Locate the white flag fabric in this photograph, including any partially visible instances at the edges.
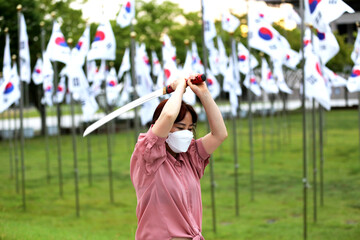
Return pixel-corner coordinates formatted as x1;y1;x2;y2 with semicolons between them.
162;34;177;66
260;58;279;94
94;59;106;83
351;28;360;64
46;20;70;64
151;50;161;77
304;53;331;110
2;34;11;84
118;72;132;106
74;26;90;66
283;48;301;70
135;43;155;97
32;57;43;85
217;37;228;75
0;64;21;113
237;42;258;74
221;12;240;33
202;0;217;44
116;0;135;28
322;66;347;88
41;52;54;106
244;73;262;97
80;90;99;122
273;64;293;94
86;60;97;82
191;41;204;73
303;27;314;58
304;0;354;33
106;67;122;105
208;45;220;75
54;75;66;104
282;4;301;26
206;69;220;99
19;14;31;83
313;28;339;64
223;57;241;116
248;13;284;61
347;65;360;93
118;48;131;79
87;20;116;61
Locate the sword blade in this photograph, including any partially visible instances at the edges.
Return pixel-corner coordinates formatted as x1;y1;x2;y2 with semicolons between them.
83;88;163;137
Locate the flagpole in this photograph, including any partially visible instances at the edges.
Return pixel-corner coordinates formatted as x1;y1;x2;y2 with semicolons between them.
17;4;26;211
104;61;114;204
40;21;51;184
11;101;20;193
7;107;14;179
230;33;239;216
7;108;14;179
201;0;216;233
246;1;255;202
84;47;93;187
130;29;140;143
300;0;308;238
319;105;324;206
50;12;64;198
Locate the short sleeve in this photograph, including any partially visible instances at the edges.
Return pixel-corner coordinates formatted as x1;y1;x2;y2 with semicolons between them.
187;138;210;179
133;127;167;175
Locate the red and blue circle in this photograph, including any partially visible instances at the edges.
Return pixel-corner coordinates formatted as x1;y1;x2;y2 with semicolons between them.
351;69;360;77
238;55;246;62
108;80;116;87
258;27;273;41
309;0;321;14
125;1;132;13
4;82;14;94
317;31;325;41
55;37;68;47
94;31;105;42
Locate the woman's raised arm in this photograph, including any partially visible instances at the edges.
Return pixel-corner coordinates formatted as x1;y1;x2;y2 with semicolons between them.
187;79;228;155
151;78;187;138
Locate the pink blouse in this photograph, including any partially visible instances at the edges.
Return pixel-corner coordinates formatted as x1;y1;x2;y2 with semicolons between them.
130;127;210;240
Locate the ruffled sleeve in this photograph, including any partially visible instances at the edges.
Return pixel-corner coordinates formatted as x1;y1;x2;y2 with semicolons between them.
187;138;210;179
133;127;167;175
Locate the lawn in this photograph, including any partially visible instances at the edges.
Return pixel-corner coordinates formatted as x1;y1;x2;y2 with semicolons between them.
0;108;359;240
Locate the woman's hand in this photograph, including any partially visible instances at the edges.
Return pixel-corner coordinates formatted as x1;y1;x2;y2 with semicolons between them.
187;74;209;97
170;77;187;92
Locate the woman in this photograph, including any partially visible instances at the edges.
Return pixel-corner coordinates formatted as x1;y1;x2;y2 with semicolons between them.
130;75;228;240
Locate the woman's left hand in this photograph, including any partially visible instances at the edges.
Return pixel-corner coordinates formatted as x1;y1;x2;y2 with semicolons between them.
187;75;209;97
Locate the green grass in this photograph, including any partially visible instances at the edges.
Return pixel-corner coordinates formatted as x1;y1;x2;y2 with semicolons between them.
0;109;359;240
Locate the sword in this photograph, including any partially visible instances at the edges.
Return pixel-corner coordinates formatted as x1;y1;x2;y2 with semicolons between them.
83;74;206;137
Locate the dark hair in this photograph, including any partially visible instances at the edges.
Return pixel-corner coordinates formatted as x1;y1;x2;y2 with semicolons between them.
151;99;198;126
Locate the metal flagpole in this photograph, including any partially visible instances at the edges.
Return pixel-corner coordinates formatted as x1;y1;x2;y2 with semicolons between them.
67;38;80;216
246;1;255;202
201;0;216;232
12;55;20;194
262;93;266;163
230;33;239;216
17;4;27;211
130;28;140;143
299;0;308;238
311;99;317;222
84;54;93;187
7;108;14;179
40;21;51;184
50;13;64;197
103;60;114;204
319;105;324;207
70;92;80;217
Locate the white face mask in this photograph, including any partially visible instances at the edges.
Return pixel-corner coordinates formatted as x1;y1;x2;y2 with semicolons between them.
166;130;194;153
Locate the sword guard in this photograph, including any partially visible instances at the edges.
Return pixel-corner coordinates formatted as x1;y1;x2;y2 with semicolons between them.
165;73;206;94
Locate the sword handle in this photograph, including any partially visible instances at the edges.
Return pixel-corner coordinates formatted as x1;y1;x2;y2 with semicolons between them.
163;74;206;94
